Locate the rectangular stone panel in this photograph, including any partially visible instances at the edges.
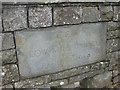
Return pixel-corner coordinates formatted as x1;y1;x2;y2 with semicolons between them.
15;23;106;79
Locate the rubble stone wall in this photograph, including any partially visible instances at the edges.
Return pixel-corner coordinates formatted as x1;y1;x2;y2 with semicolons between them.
0;2;120;89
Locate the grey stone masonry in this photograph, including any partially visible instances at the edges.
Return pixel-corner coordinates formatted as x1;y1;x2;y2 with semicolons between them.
0;49;17;65
82;7;100;22
54;6;82;25
69;68;108;83
29;6;52;28
107;39;120;53
2;64;19;85
15;23;106;79
1;33;15;50
0;3;120;89
80;71;112;88
99;6;113;21
114;6;120;21
3;6;27;31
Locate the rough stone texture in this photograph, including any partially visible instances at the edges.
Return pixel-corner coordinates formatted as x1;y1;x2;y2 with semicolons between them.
80;71;112;88
1;33;15;50
99;6;113;21
51;65;90;81
48;79;68;87
107;30;120;39
0;84;13;90
114;6;120;21
107;22;120;31
0;34;2;51
0;16;2;33
15;75;51;88
51;61;109;81
15;23;106;79
54;7;82;25
0;49;17;65
113;75;120;84
113;70;119;77
107;39;120;53
29;6;52;28
107;51;119;69
61;82;80;88
69;68;108;83
1;0;120;2
3;6;27;31
82;7;100;22
2;64;19;85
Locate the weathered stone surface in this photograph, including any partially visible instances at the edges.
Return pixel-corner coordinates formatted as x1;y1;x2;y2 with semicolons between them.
0;16;2;33
80;71;112;88
51;65;90;81
107;30;120;39
15;75;51;88
54;7;82;25
61;82;80;88
15;23;106;79
114;6;120;21
99;6;113;21
107;51;119;68
107;22;120;31
1;0;120;3
69;68;107;83
48;79;68;87
107;39;120;53
0;34;2;51
1;84;13;90
82;7;100;22
3;6;27;31
0;2;2;32
29;6;52;28
1;33;15;50
113;75;120;84
113;70;119;77
51;61;109;81
2;64;19;85
0;49;17;65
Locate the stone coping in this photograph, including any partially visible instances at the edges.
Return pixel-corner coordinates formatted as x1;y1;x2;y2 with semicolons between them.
0;0;120;3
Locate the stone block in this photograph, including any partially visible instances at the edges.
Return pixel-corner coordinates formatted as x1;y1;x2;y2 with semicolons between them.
54;6;82;25
107;30;120;39
15;75;51;88
107;39;120;53
1;33;15;50
48;79;68;87
99;6;113;21
107;22;120;31
0;49;17;65
3;6;27;31
113;75;120;84
2;64;19;85
114;6;120;21
15;23;106;79
80;71;112;88
69;68;107;83
82;7;100;22
29;6;52;28
1;84;13;90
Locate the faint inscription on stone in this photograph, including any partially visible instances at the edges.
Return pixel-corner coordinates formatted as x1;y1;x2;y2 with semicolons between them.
15;23;106;79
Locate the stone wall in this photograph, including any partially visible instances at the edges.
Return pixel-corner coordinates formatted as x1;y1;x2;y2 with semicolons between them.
0;2;120;89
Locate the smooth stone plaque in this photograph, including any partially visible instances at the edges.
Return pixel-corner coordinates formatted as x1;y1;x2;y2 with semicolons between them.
15;23;106;78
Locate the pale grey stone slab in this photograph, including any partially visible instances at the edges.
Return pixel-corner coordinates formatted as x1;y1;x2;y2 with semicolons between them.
15;23;106;79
